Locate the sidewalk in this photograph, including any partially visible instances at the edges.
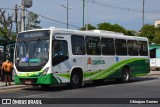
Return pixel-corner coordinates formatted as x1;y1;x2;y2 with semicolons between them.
0;71;160;90
0;82;27;90
147;70;160;76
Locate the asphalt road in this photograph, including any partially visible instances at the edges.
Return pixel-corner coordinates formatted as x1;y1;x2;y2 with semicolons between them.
0;75;160;107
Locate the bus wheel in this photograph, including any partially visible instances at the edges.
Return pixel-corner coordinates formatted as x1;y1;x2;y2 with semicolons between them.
121;67;130;83
70;72;82;89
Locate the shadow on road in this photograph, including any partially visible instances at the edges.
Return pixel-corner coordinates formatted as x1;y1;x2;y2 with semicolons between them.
20;76;159;92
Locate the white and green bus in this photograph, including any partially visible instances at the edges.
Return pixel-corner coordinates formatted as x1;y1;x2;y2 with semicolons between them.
14;27;150;88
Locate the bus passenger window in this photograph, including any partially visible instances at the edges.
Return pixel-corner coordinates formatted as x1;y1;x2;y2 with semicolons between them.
139;41;148;56
115;39;127;55
85;37;101;55
128;40;139;56
101;38;115;55
52;40;69;66
71;35;85;55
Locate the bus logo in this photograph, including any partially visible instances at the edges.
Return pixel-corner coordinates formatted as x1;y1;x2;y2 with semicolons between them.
87;57;105;65
87;57;92;64
87;57;92;65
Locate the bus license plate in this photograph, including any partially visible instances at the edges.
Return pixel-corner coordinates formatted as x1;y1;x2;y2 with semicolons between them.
25;81;32;84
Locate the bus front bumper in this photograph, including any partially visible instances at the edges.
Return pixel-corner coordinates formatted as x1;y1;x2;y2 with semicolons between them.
14;74;59;85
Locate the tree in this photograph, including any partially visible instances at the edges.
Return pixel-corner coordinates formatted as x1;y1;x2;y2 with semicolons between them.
97;22;127;34
152;27;160;44
111;24;126;34
26;11;41;30
139;24;156;43
97;22;112;31
80;24;96;31
125;30;137;36
0;9;15;40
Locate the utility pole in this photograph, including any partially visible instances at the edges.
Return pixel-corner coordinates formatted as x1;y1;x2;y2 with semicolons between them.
61;0;71;29
142;0;145;27
83;0;85;28
67;0;69;29
86;0;88;31
15;4;18;34
21;0;32;31
21;1;25;31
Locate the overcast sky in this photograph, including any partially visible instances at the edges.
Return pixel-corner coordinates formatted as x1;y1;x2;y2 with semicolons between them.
1;0;160;31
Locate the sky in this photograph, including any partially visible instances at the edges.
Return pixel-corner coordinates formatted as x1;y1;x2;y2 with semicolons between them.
0;0;160;31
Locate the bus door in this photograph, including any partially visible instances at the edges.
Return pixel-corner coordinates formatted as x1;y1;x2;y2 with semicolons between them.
52;35;69;73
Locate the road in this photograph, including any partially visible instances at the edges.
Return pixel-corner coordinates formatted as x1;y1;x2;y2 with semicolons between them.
0;75;160;107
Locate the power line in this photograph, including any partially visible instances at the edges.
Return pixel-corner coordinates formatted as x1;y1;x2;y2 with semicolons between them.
79;0;160;13
0;8;15;10
26;10;81;29
0;7;81;29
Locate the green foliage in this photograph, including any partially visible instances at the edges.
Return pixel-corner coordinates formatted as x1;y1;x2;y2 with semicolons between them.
26;11;41;30
111;24;126;34
97;22;112;31
97;22;129;35
139;24;155;42
139;24;160;44
80;24;96;31
152;27;160;44
0;9;15;40
125;30;136;36
80;22;137;36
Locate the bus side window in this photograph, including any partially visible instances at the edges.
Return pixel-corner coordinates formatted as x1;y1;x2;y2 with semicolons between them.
128;40;139;56
85;37;101;55
101;38;115;55
139;41;148;56
115;39;127;55
71;35;86;55
52;40;69;66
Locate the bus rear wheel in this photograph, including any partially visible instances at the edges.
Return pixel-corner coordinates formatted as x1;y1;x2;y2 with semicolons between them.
121;67;130;83
70;72;82;89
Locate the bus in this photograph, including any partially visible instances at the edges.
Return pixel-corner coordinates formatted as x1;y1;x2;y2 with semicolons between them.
14;27;150;88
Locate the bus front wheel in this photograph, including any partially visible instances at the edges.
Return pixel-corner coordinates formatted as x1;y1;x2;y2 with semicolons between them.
70;72;82;89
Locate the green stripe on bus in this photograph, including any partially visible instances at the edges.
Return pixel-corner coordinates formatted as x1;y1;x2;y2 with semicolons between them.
55;58;149;81
84;58;149;80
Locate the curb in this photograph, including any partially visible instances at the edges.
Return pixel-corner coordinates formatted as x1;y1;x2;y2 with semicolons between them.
148;71;160;76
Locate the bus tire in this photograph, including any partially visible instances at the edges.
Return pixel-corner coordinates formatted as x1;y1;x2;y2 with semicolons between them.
70;71;82;89
121;67;130;83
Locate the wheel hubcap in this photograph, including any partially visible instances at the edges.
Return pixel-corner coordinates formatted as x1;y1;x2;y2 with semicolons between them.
124;72;129;81
73;75;79;84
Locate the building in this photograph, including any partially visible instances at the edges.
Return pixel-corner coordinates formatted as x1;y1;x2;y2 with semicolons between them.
149;44;160;71
155;19;160;27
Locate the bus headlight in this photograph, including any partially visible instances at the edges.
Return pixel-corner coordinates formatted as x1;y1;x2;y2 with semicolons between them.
40;67;49;76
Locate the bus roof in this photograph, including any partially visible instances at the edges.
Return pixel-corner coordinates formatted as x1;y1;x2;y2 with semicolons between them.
19;27;148;41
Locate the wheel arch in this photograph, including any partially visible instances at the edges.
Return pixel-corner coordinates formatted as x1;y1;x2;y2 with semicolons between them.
122;65;131;73
70;67;84;82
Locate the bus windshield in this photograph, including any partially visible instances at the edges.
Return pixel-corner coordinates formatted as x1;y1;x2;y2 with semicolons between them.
15;30;50;72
